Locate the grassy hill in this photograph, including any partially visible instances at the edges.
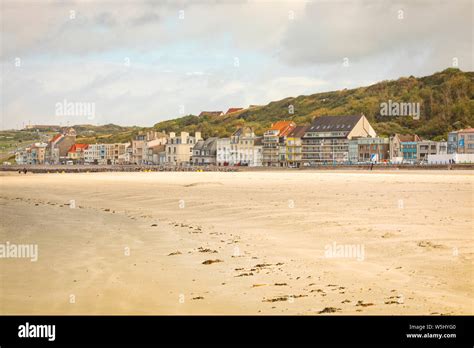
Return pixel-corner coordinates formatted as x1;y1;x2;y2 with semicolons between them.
2;68;472;161
152;68;473;141
73;124;142;144
0;124;141;162
0;130;54;162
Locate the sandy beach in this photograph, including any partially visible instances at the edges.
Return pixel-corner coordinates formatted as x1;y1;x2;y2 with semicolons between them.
0;170;472;315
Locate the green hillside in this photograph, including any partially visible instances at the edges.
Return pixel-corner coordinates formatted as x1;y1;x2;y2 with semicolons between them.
74;124;142;144
2;68;472;157
0;124;141;162
152;68;474;141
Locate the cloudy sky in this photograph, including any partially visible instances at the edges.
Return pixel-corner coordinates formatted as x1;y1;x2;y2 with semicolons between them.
1;0;472;129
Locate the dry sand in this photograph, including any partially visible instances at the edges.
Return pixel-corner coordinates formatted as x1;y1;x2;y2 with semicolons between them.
0;170;472;315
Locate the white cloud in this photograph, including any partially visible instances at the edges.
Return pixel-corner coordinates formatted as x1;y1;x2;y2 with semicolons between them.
1;0;472;129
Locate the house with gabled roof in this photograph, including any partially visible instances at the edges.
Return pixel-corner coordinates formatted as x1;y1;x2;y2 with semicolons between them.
263;121;296;167
389;134;421;161
192;137;218;165
45;128;76;164
67;143;89;164
230;126;259;166
225;108;243;115
302;114;376;165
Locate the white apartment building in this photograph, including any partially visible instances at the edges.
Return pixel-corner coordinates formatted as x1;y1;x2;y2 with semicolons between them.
230;126;260;166
15;143;48;165
119;146;133;164
417;140;447;163
15;149;28;165
84;143;130;165
216;138;231;166
252;138;263;167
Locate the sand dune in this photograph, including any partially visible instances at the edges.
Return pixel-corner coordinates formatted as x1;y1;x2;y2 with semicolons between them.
0;170;472;314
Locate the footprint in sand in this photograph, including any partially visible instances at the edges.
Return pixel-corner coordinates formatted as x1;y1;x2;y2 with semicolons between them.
417;240;445;249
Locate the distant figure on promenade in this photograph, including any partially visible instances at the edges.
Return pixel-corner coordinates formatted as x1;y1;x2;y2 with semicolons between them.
370;163;374;171
23;168;28;174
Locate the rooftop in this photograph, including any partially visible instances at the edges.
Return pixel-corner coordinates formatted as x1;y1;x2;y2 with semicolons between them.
194;137;218;151
307;115;362;134
68;143;89;153
49;133;63;144
288;125;309;138
269;121;296;136
456;128;474;133
396;134;421;142
225;108;243;114
232;126;254;137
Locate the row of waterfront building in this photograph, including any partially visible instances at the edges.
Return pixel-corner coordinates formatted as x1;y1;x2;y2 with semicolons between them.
15;115;474;166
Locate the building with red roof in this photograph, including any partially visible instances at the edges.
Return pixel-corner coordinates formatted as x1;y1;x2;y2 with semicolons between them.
225;108;243;115
263;121;296;167
67;143;89;163
45;128;77;164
